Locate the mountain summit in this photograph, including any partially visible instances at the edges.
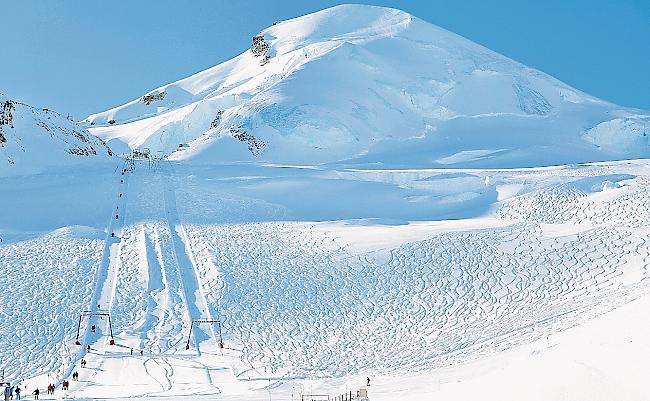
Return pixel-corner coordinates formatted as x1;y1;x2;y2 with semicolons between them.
85;4;649;167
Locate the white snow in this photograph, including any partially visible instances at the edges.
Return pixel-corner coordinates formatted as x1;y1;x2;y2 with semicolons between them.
83;5;649;167
2;158;650;400
2;4;650;401
0;93;113;177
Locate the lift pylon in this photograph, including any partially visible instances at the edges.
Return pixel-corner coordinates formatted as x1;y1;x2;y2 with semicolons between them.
185;319;224;350
75;310;115;346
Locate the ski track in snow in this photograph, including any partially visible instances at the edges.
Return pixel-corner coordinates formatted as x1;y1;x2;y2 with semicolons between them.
91;164;225;397
178;164;650;379
499;175;650;228
0;231;102;382
112;169;188;354
2;161;650;389
185;221;649;379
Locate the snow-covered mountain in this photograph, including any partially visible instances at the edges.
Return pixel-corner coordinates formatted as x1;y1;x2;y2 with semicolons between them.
3;5;650;400
85;4;649;167
0;93;113;176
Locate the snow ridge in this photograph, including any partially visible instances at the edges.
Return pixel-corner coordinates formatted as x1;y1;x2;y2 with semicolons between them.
0;93;113;176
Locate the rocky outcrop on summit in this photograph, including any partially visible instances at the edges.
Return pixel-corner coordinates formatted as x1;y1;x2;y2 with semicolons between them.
251;34;271;65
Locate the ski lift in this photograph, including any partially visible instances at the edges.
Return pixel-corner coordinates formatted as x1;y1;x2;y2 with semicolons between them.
185;319;224;350
74;310;116;346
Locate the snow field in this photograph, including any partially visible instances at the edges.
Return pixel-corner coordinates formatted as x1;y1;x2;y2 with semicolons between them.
2;159;650;400
183;221;649;379
0;228;103;383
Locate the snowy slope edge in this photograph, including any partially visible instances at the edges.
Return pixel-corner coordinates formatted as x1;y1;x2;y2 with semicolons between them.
0;93;114;177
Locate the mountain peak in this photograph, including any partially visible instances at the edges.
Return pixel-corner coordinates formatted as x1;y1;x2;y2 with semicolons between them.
85;5;649;168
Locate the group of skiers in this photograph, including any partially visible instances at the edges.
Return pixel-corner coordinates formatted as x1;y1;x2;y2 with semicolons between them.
2;384;40;400
3;366;85;400
4;382;67;400
4;344;149;400
3;384;21;400
3;374;80;399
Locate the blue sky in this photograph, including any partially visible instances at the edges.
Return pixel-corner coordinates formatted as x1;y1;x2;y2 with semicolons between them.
1;0;648;118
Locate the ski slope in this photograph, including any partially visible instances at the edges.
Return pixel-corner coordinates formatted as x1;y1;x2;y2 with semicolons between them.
2;157;650;400
2;4;650;401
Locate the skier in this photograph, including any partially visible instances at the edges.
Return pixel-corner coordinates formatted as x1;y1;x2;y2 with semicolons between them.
140;350;143;356
62;380;68;391
31;388;38;400
13;386;19;400
91;324;96;333
46;384;53;395
130;348;133;355
367;377;370;387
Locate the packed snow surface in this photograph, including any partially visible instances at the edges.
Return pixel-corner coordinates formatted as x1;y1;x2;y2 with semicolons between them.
2;4;650;401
